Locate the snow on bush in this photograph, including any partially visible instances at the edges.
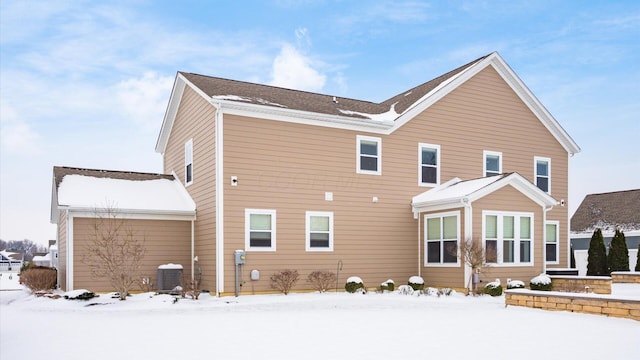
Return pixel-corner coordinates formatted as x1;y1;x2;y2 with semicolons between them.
345;276;365;293
530;273;552;291
397;284;414;295
506;278;525;289
380;279;395;291
424;287;439;296
408;276;424;291
484;278;503;296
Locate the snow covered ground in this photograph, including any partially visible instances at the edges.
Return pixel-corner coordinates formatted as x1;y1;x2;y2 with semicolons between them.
1;274;638;360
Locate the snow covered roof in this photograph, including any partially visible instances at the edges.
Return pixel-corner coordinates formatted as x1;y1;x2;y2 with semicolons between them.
571;189;640;233
412;173;558;214
51;166;196;221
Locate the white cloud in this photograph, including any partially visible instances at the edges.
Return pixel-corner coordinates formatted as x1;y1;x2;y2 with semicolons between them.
114;72;174;132
0;104;40;154
270;43;326;92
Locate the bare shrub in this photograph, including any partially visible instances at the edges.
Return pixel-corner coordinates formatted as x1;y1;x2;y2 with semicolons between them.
180;275;201;300
306;271;336;293
20;266;57;293
82;205;145;301
270;269;299;295
138;276;153;293
451;238;491;294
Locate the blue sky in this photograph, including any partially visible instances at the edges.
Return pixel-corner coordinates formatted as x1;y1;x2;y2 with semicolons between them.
1;0;639;245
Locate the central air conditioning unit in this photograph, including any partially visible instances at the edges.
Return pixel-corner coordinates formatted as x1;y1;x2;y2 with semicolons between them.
157;263;183;294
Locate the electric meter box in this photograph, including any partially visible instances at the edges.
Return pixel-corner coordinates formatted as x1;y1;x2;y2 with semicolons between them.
234;250;246;265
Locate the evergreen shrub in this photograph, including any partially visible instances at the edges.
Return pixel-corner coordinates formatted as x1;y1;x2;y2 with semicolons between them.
380;279;395;292
530;274;553;291
484;280;503;296
408;276;424;291
608;230;630;272
587;228;609;276
345;276;364;293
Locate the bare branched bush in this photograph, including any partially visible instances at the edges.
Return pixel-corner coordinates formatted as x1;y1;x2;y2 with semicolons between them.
306;271;336;293
270;269;299;295
180;275;201;300
138;276;153;293
452;238;491;293
82;205;145;301
20;266;57;293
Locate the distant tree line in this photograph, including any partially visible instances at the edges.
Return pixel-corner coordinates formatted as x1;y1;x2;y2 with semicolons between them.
0;239;49;259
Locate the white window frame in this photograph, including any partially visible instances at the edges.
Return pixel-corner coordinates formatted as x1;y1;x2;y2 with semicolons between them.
424;211;461;267
418;143;441;187
483;150;502;177
482;211;534;266
534;156;551;194
545;221;560;264
185;139;193;186
356;135;382;175
245;209;276;252
305;211;334;252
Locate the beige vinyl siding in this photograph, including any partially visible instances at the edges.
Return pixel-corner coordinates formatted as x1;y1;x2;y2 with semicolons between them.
224;114;419;294
72;218;192;292
218;66;570;293
472;186;545;283
57;210;68;290
163;86;217;291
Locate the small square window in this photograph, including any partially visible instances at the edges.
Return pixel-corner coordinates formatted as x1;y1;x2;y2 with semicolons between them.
357;135;381;175
484;151;502;177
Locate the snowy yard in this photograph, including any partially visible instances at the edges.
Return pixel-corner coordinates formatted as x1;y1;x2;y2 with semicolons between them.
1;274;638;360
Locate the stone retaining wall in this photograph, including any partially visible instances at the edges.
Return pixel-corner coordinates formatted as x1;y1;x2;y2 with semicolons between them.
611;272;640;284
550;275;611;294
505;290;640;321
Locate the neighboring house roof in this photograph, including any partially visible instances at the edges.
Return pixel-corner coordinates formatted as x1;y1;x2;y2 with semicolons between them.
50;166;196;221
156;52;580;155
571;189;640;233
412;172;558;214
0;250;22;261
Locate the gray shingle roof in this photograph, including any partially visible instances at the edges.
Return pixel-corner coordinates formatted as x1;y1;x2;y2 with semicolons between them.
53;166;173;190
180;54;491;120
571;189;640;232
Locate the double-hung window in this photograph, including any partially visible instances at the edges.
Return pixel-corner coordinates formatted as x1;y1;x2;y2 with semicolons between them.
357;135;381;175
484;211;533;265
484;150;502;177
545;221;559;263
185;139;193;186
245;209;276;251
424;212;459;265
535;157;551;193
419;143;440;186
306;211;333;251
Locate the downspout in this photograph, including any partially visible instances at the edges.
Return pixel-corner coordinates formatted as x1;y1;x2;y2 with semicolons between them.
190;220;195;281
463;198;472;292
543;204;555;274
417;211;421;277
214;103;224;297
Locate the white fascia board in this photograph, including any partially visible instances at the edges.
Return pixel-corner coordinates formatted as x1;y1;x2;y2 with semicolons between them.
155;73;211;154
468;173;558;208
412;198;467;215
217;100;395;133
50;178;59;224
64;207;196;221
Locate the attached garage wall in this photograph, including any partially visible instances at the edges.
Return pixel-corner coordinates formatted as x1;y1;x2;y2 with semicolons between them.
71;217;192;292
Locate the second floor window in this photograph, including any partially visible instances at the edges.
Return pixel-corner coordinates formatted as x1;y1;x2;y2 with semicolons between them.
419;143;440;186
535;157;550;193
357;135;381;175
484;151;502;177
185;139;193;185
